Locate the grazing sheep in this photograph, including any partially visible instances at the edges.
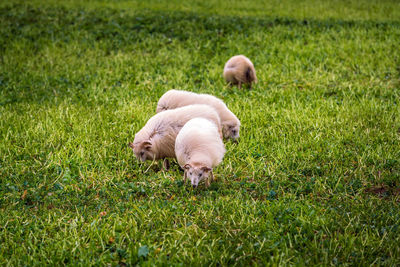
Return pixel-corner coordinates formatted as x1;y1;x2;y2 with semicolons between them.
175;117;226;188
223;55;257;89
129;104;222;166
156;89;241;141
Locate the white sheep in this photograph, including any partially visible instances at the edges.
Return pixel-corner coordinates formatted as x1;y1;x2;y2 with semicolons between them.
129;104;222;168
223;55;257;89
175;117;226;188
156;89;240;141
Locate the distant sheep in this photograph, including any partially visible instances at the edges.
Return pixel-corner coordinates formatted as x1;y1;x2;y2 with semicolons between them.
129;104;222;167
156;89;241;141
175;117;226;187
223;55;257;89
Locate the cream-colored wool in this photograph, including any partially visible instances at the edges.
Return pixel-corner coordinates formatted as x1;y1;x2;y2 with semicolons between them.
175;117;226;187
223;55;257;89
130;104;221;163
156;89;240;141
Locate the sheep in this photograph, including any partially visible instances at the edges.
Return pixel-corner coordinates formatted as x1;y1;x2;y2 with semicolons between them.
223;55;257;89
156;89;241;141
129;104;222;168
175;117;226;188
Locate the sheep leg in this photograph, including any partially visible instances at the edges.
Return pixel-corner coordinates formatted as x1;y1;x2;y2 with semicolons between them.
238;81;242;89
210;171;215;182
219;129;223;139
162;158;170;170
184;171;187;184
205;177;210;187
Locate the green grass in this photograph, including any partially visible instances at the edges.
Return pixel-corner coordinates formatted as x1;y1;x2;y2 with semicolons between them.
1;0;400;265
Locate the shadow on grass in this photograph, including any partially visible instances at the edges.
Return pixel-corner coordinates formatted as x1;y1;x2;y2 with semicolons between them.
0;3;398;105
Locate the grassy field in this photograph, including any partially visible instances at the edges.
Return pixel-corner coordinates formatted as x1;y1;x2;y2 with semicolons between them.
1;0;400;265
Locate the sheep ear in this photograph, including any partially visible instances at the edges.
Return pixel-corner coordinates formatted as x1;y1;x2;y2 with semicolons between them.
143;141;152;150
184;164;191;170
128;142;135;149
201;167;212;172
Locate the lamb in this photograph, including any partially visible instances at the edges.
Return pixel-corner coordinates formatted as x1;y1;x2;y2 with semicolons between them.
223;55;257;89
156;89;241;141
175;117;226;188
129;104;222;167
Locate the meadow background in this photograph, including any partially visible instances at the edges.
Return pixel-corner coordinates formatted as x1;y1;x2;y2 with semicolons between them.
1;0;400;265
